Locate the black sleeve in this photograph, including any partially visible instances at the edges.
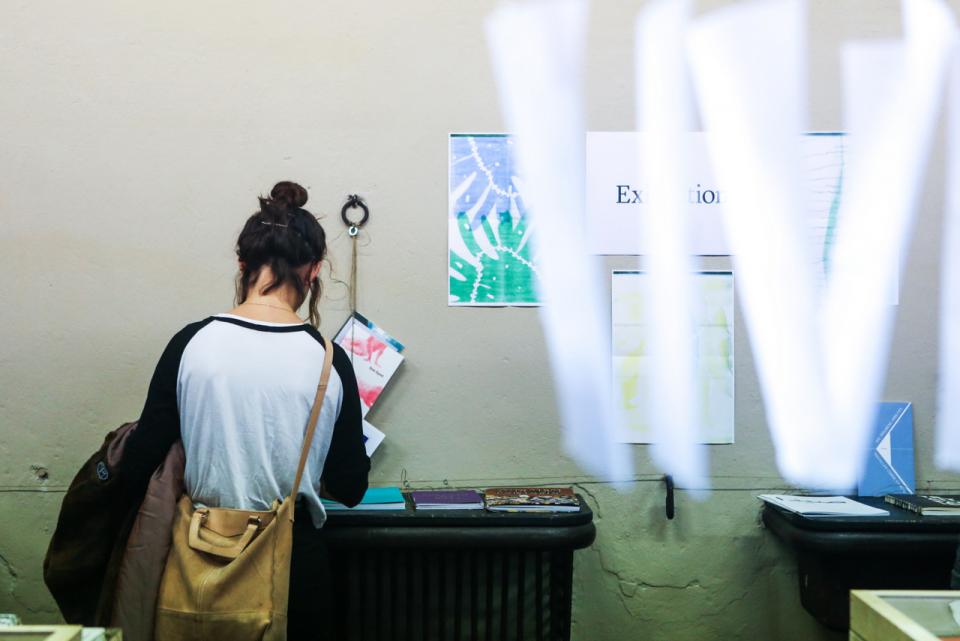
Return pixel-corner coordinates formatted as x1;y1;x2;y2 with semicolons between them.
120;320;210;497
321;343;371;507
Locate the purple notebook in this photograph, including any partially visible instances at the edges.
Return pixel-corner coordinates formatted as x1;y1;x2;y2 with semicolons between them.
410;490;483;510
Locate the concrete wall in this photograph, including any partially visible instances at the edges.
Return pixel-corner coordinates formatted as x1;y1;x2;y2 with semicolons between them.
1;1;958;639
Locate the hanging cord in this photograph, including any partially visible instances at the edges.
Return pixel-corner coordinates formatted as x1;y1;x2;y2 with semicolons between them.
664;475;675;520
341;195;370;314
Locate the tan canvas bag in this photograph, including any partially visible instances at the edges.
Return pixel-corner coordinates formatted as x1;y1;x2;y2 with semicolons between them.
154;338;335;641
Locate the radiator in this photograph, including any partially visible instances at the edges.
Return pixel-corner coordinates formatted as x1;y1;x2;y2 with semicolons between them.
328;548;575;641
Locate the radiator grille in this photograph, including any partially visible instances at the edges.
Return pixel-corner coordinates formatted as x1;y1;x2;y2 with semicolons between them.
329;548;573;641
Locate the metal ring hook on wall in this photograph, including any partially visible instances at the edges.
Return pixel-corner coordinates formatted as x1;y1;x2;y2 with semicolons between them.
341;194;370;236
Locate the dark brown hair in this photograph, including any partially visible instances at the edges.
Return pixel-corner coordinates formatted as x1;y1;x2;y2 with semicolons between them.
235;181;327;326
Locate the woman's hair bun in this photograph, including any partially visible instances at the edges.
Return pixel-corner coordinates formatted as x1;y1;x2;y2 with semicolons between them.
270;181;308;209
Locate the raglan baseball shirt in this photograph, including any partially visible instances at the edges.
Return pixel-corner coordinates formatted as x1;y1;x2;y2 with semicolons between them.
121;313;370;527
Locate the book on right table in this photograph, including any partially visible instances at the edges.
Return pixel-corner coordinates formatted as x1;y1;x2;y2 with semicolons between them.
484;487;580;513
757;494;889;517
884;493;960;516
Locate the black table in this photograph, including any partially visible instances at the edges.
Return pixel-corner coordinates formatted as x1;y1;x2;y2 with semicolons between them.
323;496;595;641
762;496;960;631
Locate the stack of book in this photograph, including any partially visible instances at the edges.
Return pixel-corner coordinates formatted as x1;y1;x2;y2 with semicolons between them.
884;494;960;516
322;486;585;513
410;490;483;510
321;486;406;511
483;487;580;513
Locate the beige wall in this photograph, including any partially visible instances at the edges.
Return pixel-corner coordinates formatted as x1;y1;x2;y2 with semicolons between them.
1;1;958;639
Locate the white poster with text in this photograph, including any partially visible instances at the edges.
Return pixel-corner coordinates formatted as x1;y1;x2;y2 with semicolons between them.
586;132;847;263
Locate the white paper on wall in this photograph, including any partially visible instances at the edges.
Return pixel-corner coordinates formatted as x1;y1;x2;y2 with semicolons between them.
586;132;728;256
587;132;897;304
613;271;735;446
937;43;960;470
687;0;955;489
687;0;832;487
485;0;632;482
633;0;708;488
823;0;954;482
587;133;857;271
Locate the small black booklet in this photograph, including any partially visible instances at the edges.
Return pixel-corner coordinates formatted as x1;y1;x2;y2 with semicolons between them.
884;494;960;516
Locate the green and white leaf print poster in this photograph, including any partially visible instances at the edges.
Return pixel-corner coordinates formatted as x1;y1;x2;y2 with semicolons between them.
448;134;540;306
613;271;735;444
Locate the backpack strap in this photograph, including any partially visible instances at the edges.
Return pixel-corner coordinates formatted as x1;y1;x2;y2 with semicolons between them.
289;337;335;503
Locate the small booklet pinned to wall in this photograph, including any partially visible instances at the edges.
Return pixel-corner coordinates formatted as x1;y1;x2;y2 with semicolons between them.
334;313;405;417
884;494;960;516
484;487;581;513
410;490;484;510
757;494;889;517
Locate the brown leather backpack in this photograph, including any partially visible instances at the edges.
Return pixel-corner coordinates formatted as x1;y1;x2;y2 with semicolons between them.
43;422;142;626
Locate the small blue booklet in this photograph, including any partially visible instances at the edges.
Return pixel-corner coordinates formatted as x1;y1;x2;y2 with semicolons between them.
858;402;915;496
321;486;406;511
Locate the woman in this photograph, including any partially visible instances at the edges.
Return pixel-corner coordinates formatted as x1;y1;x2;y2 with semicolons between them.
121;181;370;640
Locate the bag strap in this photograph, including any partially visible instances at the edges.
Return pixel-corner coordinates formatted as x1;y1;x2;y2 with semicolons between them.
289;337;335;503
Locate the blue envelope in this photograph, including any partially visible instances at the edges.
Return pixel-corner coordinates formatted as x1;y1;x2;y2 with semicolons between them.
857;402;915;496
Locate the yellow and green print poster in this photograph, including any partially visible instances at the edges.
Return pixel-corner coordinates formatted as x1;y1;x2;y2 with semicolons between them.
613;271;735;444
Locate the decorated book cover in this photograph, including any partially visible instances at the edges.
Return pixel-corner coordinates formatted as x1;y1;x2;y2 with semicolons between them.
484;487;580;512
334;312;405;417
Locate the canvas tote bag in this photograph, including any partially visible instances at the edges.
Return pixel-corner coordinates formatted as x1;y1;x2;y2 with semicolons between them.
154;338;334;641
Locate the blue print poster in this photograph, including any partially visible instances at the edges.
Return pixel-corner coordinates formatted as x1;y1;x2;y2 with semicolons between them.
448;134;540;306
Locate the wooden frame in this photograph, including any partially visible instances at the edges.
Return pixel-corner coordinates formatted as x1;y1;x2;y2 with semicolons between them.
850;590;960;641
0;626;83;641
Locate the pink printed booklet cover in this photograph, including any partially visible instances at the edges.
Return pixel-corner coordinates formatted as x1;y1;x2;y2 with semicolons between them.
334;313;405;416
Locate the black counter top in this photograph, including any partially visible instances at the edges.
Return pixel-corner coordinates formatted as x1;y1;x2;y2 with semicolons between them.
322;493;596;550
761;495;960;630
762;496;960;554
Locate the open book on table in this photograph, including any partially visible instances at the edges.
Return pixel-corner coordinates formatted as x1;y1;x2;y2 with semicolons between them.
758;494;889;517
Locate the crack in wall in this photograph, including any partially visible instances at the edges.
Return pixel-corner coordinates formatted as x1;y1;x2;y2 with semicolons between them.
638;579;702;591
699;588;753;618
591;539;702;594
588;534;705;625
0;551;55;615
0;552;18;583
0;554;60;618
0;551;25;613
573;482;602;519
588;545;641;617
